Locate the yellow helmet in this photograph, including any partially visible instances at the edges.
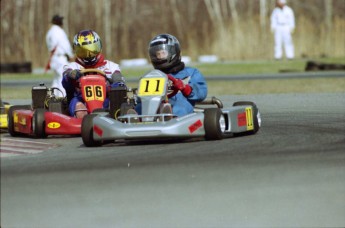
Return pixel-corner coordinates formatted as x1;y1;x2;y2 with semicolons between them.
73;30;102;66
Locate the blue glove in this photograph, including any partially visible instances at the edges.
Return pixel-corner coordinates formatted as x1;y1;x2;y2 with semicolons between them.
69;69;82;80
111;81;126;88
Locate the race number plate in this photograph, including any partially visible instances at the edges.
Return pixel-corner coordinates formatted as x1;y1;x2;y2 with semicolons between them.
245;107;254;130
83;85;104;102
138;77;166;96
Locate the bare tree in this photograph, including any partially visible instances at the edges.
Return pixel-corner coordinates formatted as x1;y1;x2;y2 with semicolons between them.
228;0;239;24
103;0;111;58
1;0;345;67
260;0;267;30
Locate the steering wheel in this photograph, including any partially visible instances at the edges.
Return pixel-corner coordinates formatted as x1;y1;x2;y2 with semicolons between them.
80;69;112;83
80;68;105;76
167;74;180;98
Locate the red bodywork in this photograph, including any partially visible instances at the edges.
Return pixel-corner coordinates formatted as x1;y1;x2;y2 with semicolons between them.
11;74;106;136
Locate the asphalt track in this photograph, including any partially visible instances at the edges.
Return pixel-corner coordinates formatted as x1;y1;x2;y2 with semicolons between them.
1;90;345;227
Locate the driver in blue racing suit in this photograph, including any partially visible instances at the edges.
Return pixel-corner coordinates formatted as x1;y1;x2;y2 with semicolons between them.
146;34;208;117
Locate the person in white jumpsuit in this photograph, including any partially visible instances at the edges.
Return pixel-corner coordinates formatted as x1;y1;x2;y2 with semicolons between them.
45;15;74;97
270;0;295;60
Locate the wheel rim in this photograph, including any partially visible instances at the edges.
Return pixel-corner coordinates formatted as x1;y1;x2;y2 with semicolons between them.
219;114;226;133
32;114;36;132
257;111;262;127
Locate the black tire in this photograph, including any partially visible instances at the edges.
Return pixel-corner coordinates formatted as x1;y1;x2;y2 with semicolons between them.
204;108;226;140
0;62;31;73
8;105;32;137
92;108;109;113
33;108;47;138
233;101;260;135
81;114;102;147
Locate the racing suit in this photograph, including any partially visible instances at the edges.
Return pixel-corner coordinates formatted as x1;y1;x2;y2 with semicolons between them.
136;67;207;117
270;5;295;59
46;25;74;97
62;54;125;117
168;67;207;116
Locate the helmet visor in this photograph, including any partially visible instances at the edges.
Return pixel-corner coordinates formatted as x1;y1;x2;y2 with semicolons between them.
149;44;173;62
74;43;101;59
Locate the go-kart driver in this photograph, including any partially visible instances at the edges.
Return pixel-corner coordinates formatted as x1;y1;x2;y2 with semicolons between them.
62;30;126;118
145;34;208;116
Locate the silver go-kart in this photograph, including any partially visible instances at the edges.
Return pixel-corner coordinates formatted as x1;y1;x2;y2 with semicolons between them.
81;70;261;147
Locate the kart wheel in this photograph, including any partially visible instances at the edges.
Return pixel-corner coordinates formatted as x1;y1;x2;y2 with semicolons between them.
233;101;260;134
92;108;110;118
8;105;31;137
92;108;109;113
204;108;226;140
81;114;102;147
33;108;47;138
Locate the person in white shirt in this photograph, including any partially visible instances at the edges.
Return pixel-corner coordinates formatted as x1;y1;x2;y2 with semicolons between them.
45;15;74;97
270;0;295;60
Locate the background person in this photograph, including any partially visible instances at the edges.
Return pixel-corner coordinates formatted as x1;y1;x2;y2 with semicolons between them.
45;14;74;97
62;29;126;119
270;0;295;60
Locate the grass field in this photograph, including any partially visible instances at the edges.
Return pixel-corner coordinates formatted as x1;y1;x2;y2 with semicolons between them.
1;58;344;99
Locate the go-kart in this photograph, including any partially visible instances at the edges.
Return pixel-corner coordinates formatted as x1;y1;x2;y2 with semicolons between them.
81;69;261;147
1;99;11;131
7;69;119;138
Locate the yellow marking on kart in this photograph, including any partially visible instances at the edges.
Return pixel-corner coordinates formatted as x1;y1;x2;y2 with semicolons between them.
47;122;61;129
245;107;254;130
138;77;166;96
19;117;26;125
114;109;122;119
84;85;104;102
14;112;18;123
0;114;7;128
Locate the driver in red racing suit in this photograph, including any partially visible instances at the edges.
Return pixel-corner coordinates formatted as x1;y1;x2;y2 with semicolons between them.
62;30;126;119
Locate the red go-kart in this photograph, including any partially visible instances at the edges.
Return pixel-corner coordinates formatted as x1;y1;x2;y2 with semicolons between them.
8;69;110;138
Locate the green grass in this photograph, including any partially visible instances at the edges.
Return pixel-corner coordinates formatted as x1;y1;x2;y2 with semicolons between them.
1;57;344;80
196;61;304;75
208;78;345;95
1;57;344;99
197;57;345;75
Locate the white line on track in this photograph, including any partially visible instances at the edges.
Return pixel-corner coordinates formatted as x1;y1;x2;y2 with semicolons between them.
0;138;58;158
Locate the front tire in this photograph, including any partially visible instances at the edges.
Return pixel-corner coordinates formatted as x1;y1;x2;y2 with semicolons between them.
81;114;102;147
33;108;47;138
204;108;226;140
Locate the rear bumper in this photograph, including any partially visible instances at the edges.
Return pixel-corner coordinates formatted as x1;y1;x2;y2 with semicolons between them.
92;113;206;140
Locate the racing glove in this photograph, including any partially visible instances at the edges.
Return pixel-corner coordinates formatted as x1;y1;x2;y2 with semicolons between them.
68;69;82;80
173;78;192;97
110;71;126;88
111;81;126;88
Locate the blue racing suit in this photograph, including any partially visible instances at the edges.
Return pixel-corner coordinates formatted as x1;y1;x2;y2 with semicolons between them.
135;67;207;117
169;67;208;116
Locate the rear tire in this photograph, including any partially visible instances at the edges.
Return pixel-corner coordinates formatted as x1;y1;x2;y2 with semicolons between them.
33;108;47;138
233;101;260;135
92;108;109;113
204;108;226;140
81;114;102;147
8;105;31;137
